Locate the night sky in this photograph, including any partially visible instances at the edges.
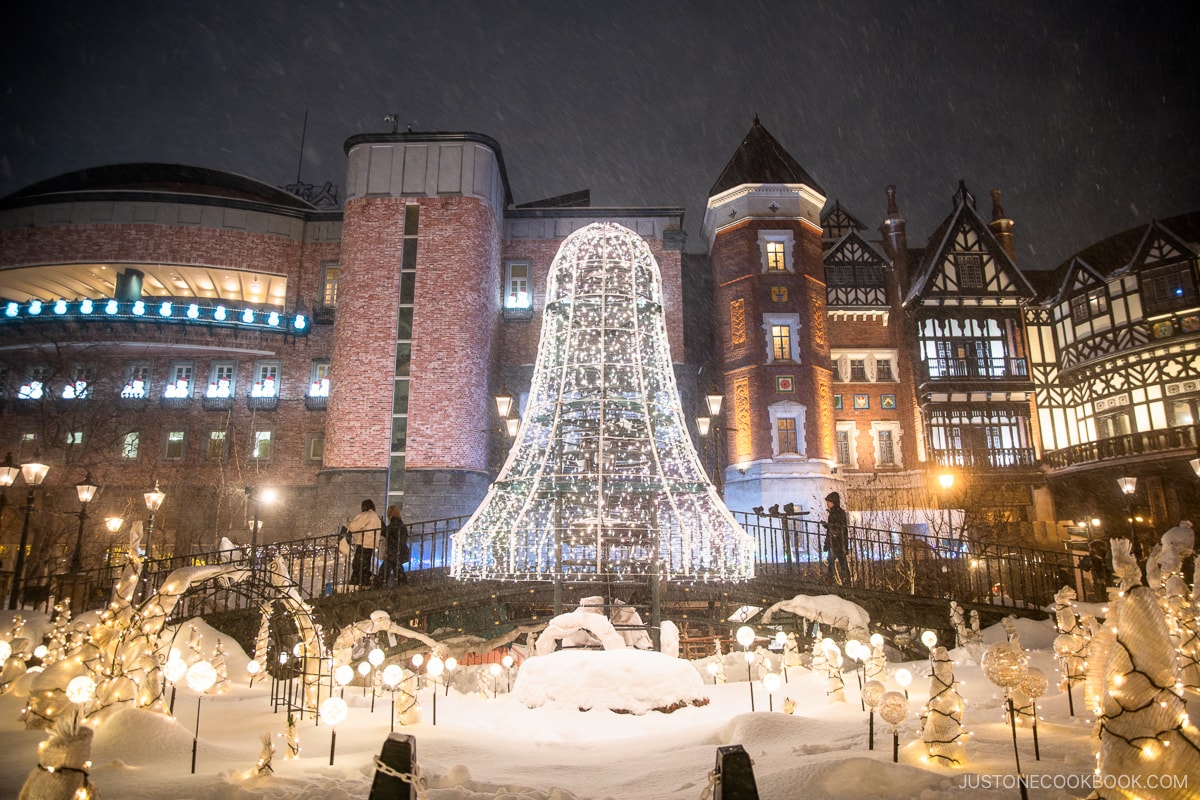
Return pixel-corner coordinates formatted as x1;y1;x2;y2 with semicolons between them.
3;1;1198;267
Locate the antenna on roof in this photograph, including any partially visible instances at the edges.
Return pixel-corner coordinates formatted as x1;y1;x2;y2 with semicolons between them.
295;108;309;184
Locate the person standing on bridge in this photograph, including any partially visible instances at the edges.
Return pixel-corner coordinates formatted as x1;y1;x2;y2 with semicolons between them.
346;498;383;588
381;504;409;587
824;491;850;584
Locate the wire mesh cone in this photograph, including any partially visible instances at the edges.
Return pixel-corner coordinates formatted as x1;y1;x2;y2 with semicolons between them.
452;223;754;582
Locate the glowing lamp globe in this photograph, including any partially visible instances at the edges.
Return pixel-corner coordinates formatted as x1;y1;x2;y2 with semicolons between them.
774;631;787;646
382;665;403;688
412;653;424;669
334;664;354;687
736;626;755;649
368;648;384;667
0;640;11;661
278;653;289;665
862;680;886;710
501;655;514;669
292;643;304;657
445;656;457;672
845;639;863;660
65;675;97;704
163;658;187;684
869;633;884;649
1020;667;1049;699
982;643;1029;689
1052;634;1075;659
246;660;261;676
169;648;182;662
762;672;782;693
894;668;912;689
489;663;502;677
33;645;48;660
920;630;938;650
357;661;371;677
320;696;348;727
706;662;720;676
426;656;445;678
186;661;217;694
879;692;909;727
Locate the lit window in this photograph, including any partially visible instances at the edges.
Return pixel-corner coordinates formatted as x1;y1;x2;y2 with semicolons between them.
1141;261;1197;315
164;430;186;460
306;433;325;463
121;432;140;460
122;364;151;398
66;431;84;461
765;241;786;272
309;360;331;397
320;263;340;308
18;433;36;460
207;362;236;398
252;430;273;460
206;430;227;461
163;363;194;398
18;366;48;400
62;366;94;399
777;418;798;454
505;262;532;309
771;326;791;361
252;361;280;397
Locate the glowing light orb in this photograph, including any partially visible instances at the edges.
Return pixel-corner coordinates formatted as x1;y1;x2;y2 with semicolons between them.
357;661;371;677
762;673;782;692
982;643;1029;689
186;661;217;693
382;665;403;687
921;630;938;649
163;658;187;684
0;641;11;661
368;648;384;667
246;660;261;676
880;691;909;726
1020;667;1049;699
426;656;445;678
894;668;912;689
862;680;886;709
66;676;97;704
736;626;755;648
334;664;354;686
320;696;347;727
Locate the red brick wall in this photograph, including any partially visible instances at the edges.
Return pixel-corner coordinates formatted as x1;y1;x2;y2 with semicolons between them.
406;197;500;472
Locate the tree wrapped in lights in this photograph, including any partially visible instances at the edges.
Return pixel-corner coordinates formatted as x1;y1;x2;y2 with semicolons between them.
211;639;230;693
814;638;845;703
18;714;97;800
1155;523;1199;691
451;222;754;583
283;712;300;760
1052;586;1091;716
42;600;71;668
1087;548;1200;795
922;646;966;765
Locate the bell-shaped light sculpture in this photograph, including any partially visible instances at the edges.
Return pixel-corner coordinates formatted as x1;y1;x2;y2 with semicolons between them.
452;223;754;582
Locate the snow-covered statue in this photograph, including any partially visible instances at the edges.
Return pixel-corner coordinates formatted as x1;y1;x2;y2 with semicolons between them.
949;600;982;662
783;633;801;668
1111;538;1143;592
814;638;844;703
1052;587;1090;703
922;646;966;766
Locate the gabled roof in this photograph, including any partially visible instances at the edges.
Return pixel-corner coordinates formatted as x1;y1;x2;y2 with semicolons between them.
1049;256;1108;305
904;181;1037;305
821;200;867;241
824;228;892;268
709;117;825;197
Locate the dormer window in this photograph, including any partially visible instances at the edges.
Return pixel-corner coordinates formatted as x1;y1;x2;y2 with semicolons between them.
1141;261;1198;315
953;253;984;289
1070;288;1109;324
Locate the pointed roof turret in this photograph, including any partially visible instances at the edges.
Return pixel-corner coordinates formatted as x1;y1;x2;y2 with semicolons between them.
709;116;825;197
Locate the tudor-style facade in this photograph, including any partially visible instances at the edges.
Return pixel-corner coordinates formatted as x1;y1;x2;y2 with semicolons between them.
1030;213;1200;548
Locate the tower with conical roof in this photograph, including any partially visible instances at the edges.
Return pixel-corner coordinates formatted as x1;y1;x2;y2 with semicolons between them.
701;117;837;514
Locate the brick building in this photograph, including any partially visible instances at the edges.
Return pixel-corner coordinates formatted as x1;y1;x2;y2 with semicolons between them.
1;120;1197;575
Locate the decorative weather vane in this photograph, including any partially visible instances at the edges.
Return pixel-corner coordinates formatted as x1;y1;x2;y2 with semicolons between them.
451;222;754;583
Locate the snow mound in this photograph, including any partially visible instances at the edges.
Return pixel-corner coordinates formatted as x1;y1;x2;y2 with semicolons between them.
758;756;965;800
513;649;707;714
979;616;1056;650
762;595;870;633
92;706;245;766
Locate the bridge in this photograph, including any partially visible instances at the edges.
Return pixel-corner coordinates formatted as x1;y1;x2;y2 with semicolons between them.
23;512;1086;661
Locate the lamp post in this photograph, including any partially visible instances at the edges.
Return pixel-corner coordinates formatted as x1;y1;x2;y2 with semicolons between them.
69;472;99;572
143;481;166;562
1117;476;1138;558
245;486;277;558
937;471;955;543
7;457;49;610
104;515;124;568
706;391;725;498
0;453;19;537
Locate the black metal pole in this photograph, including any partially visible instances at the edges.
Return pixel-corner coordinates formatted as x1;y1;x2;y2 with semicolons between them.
69;500;89;572
329;727;336;765
1031;701;1040;760
746;657;755;712
869;709;875;750
892;729;899;762
1007;695;1029;800
191;696;202;774
7;488;37;610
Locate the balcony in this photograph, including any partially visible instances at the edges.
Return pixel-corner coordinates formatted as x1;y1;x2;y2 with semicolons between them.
305;394;329;411
920;357;1029;382
246;394;278;411
159;396;193;410
202;396;234;411
930;448;1038;470
1042;424;1200;471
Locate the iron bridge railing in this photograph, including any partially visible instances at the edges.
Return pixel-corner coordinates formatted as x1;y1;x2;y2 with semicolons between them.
23;511;1084;617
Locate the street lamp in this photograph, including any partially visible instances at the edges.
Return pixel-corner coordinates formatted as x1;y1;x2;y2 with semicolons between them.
0;453;19;535
1190;457;1200;478
245;486;277;556
936;471;956;542
1117;476;1138;557
7;457;49;610
704;390;726;497
69;472;99;572
495;390;519;438
143;481;166;562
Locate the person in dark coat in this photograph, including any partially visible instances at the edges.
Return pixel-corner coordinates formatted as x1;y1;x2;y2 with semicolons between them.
382;504;409;587
824;491;850;583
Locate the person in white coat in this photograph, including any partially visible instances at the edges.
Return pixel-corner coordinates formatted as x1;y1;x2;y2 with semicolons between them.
346;499;382;587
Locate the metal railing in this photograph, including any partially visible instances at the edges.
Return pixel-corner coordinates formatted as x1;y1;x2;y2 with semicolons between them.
22;511;1082;617
920;356;1029;381
1042;423;1200;470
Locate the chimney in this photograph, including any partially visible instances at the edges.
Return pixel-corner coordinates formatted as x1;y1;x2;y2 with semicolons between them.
880;185;907;263
988;189;1016;262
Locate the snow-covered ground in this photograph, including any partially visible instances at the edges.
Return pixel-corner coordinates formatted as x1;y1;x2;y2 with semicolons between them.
0;613;1195;799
